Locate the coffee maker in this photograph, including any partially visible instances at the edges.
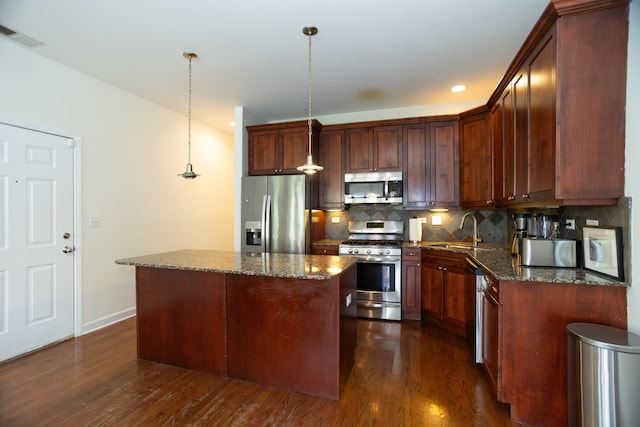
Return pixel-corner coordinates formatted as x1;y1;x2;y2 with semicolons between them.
512;213;529;255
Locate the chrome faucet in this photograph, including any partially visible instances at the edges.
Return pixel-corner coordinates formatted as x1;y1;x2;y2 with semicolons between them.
459;212;481;247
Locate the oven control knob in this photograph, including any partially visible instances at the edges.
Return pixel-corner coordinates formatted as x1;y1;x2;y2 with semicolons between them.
385;249;391;255
366;249;371;254
352;249;358;254
378;249;385;255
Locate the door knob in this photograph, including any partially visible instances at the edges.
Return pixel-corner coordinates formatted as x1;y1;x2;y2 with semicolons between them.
62;246;75;254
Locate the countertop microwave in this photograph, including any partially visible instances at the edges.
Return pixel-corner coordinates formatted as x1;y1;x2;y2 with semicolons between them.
344;171;403;204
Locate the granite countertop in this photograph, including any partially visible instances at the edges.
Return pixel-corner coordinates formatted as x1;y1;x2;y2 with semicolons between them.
411;242;627;287
115;249;357;281
312;239;344;246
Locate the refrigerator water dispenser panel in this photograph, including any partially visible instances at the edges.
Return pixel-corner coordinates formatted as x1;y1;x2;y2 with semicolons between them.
245;221;262;246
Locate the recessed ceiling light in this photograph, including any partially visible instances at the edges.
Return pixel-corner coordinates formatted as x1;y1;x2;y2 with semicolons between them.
451;85;466;93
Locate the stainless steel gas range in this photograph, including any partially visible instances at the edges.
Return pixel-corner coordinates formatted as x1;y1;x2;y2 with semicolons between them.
338;220;403;321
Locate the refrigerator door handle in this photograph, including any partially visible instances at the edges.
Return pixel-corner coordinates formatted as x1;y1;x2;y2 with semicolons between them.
263;195;271;252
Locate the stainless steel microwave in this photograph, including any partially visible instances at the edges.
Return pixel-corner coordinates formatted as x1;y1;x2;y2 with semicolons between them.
344;171;403;204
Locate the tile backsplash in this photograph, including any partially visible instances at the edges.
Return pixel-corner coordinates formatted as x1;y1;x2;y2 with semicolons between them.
323;197;631;280
324;205;508;244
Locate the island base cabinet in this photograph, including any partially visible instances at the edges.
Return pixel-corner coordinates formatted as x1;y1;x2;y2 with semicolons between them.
135;267;227;376
226;267;356;400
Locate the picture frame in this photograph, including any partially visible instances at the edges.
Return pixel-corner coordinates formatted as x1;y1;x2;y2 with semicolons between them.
582;226;624;281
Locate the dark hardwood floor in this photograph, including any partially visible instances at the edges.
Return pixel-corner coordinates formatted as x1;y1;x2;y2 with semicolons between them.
0;317;521;426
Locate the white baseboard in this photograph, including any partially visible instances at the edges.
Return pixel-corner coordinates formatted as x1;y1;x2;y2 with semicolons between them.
81;307;136;335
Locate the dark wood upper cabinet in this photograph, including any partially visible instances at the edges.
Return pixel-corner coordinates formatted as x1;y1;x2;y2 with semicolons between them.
318;129;345;210
460;107;493;209
247;120;320;175
403;120;459;209
403;123;429;207
488;0;627;207
345;125;402;173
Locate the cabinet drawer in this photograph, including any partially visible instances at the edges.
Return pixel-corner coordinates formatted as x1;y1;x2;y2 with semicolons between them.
402;248;421;261
311;245;339;255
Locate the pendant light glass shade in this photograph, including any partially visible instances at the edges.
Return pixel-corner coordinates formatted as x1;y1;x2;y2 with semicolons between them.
178;52;200;179
296;26;323;175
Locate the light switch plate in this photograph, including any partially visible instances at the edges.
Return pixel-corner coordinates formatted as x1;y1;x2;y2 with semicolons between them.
89;216;102;228
331;217;340;223
586;219;599;226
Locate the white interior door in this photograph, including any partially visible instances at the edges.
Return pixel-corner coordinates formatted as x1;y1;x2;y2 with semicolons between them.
0;123;75;362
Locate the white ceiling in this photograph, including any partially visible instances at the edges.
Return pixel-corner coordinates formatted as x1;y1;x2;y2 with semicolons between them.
0;0;549;132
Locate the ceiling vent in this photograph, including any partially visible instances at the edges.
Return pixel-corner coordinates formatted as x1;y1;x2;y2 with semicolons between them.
0;24;42;47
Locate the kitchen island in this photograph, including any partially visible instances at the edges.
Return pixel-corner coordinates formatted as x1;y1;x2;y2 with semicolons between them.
116;249;358;400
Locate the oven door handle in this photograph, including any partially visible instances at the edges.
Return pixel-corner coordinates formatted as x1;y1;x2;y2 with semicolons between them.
354;257;400;263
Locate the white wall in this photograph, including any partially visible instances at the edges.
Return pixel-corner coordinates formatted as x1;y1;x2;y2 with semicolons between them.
626;0;639;334
0;38;235;333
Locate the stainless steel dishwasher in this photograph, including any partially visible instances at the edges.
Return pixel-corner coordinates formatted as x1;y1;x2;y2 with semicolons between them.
465;257;484;364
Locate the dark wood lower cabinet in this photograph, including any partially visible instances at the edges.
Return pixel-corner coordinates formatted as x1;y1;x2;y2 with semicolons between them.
421;250;473;338
496;280;627;427
401;248;421;320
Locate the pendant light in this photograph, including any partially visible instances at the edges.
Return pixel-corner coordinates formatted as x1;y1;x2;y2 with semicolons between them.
178;52;200;179
296;26;323;175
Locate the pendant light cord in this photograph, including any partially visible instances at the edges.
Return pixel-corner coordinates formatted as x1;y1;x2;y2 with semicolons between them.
307;32;313;155
187;55;193;164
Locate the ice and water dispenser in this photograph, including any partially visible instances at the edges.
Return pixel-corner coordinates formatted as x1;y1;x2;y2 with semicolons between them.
245;221;262;247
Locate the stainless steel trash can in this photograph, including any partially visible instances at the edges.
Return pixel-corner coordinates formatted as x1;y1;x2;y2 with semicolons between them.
567;322;640;427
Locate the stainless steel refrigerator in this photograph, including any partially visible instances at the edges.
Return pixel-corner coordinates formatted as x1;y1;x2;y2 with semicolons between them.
241;175;316;254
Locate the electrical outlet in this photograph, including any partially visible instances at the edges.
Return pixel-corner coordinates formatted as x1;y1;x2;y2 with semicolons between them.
566;219;575;230
586;219;599;226
331;217;340;223
419;217;427;224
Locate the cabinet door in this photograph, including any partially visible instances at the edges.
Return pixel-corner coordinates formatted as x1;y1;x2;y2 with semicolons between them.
280;128;310;173
430;121;459;207
501;87;515;202
421;264;443;319
402;249;422;320
248;132;279;175
318;130;345;209
513;70;529;200
490;103;504;203
527;32;555;198
345;127;373;172
442;269;468;328
460;111;493;208
482;290;500;393
403;123;430;208
373;125;402;171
